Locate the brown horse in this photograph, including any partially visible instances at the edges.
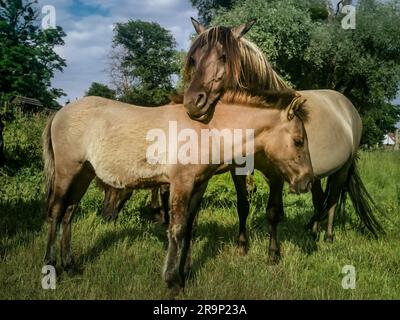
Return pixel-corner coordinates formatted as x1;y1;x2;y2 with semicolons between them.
42;94;312;289
183;18;384;242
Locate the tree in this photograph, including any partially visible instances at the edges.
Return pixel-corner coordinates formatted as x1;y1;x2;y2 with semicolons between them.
0;0;66;165
190;0;236;25
85;82;116;100
0;116;4;165
212;0;400;147
111;20;179;106
0;0;66;106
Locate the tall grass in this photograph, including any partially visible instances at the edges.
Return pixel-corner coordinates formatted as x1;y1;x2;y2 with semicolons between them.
0;113;399;299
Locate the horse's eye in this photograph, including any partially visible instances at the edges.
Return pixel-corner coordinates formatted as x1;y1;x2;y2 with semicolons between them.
190;56;196;66
294;138;304;148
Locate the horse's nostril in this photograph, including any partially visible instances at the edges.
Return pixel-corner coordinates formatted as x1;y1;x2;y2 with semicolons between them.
195;93;206;108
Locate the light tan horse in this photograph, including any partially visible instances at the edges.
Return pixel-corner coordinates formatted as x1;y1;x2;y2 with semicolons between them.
42;94;313;290
183;18;384;242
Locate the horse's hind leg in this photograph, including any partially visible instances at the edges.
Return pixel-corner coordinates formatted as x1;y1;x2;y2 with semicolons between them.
102;185;133;221
44;162;94;268
323;168;349;242
150;187;161;216
60;204;77;268
231;171;250;255
307;179;324;239
60;164;95;269
160;185;170;225
45;192;67;267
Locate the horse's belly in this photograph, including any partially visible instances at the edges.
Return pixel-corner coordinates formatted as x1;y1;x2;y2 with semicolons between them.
308;128;354;178
301;90;359;178
86;141;167;189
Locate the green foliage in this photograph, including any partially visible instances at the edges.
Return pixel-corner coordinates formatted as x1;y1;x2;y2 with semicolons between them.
2;108;47;170
0;0;66;108
190;0;237;25
112;20;179;106
85;82;116;100
212;0;400;146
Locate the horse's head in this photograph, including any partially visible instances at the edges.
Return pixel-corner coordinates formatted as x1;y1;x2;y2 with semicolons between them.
264;97;313;194
183;18;256;122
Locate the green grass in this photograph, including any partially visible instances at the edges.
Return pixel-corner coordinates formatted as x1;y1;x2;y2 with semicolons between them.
0;114;399;299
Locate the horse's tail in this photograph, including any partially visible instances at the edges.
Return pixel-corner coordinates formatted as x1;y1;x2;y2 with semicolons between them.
336;155;385;237
42;114;56;211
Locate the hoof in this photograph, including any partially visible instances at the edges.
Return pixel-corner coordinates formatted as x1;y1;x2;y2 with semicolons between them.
267;249;281;265
165;271;184;293
167;285;184;299
44;257;56;268
324;234;334;243
237;242;248;256
310;229;320;242
102;213;118;222
62;261;82;276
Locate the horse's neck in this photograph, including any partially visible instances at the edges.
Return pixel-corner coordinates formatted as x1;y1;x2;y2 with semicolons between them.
212;103;280;141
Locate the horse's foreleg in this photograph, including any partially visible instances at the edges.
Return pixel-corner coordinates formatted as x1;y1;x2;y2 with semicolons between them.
180;181;208;280
231;171;250;255
163;180;194;291
265;175;284;264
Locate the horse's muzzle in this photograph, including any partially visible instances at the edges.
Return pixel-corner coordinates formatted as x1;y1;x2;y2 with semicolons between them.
289;176;313;194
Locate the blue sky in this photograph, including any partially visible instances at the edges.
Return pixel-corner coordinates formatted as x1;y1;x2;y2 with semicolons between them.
36;0;400;118
36;0;197;104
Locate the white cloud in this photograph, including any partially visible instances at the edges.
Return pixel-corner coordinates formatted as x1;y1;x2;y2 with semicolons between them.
35;0;197;104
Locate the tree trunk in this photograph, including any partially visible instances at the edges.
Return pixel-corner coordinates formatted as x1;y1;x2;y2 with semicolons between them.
0;117;5;166
326;0;334;22
336;0;353;15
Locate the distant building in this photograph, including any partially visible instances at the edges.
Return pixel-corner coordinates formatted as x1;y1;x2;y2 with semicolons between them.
9;96;60;113
10;96;43;110
383;133;395;146
384;122;400;150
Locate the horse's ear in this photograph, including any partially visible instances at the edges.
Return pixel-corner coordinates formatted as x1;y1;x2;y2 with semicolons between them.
232;18;257;39
191;17;206;34
287;95;307;121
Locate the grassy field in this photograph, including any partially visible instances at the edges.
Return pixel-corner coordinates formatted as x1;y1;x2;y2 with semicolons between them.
0;113;399;299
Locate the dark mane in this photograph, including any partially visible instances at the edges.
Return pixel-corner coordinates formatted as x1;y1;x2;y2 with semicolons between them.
183;26;291;93
184;26;242;87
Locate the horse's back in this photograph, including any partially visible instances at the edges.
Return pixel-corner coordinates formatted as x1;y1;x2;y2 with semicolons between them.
299;89;362;177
